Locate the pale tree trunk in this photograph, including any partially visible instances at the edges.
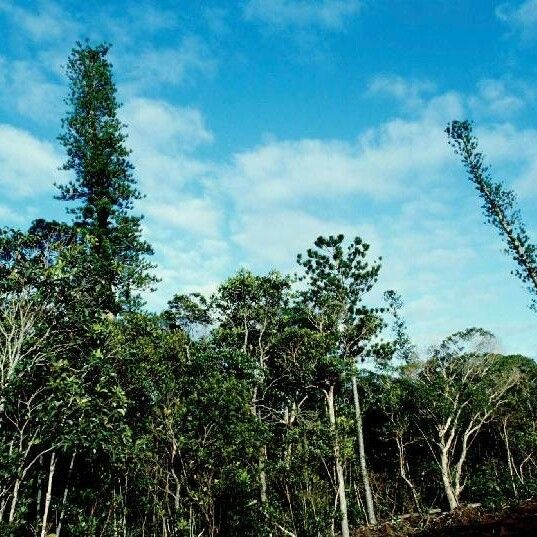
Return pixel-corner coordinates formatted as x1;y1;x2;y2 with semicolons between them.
36;455;43;527
40;451;56;537
417;348;521;512
351;376;377;525
501;418;520;499
0;295;51;414
250;385;269;508
123;474;128;537
260;445;268;505
246;322;269;508
437;403;507;510
257;332;270;510
437;415;461;511
56;451;76;537
440;447;458;511
0;496;8;521
9;446;49;523
326;384;350;537
395;433;421;511
8;478;21;523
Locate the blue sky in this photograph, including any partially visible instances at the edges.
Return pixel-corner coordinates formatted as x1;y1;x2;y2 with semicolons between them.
1;0;536;356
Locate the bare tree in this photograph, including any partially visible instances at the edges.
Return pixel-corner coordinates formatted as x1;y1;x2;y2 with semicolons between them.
0;292;51;413
417;328;521;510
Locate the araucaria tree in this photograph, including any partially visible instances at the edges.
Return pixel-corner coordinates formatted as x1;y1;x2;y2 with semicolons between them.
57;42;154;314
446;120;537;310
296;235;387;532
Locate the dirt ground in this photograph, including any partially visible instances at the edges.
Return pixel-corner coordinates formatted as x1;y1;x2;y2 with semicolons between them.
352;500;537;536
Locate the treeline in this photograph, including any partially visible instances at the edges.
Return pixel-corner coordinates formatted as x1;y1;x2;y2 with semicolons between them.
0;43;535;537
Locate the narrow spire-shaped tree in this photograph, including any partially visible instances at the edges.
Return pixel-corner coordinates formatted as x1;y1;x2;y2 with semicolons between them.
446;120;537;311
57;42;154;314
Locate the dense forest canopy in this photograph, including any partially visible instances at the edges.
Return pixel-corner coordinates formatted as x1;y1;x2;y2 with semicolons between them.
0;43;535;537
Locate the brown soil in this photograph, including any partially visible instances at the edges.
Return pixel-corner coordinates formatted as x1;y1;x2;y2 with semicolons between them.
352;500;537;536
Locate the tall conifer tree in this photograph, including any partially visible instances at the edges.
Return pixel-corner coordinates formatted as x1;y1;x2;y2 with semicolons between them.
57;42;154;314
446;120;537;311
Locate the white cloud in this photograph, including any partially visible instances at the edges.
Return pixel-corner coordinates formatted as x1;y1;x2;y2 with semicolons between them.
0;124;61;197
231;209;370;265
125;37;217;89
147;237;231;309
243;0;362;30
496;0;537;36
123;3;180;33
0;1;77;42
124;98;213;153
120;97;226;302
469;79;527;116
476;122;537;162
216;87;467;283
0;57;63;123
225;113;456;209
226;138;399;204
0;203;24;224
145;198;221;238
369;74;531;120
367;75;436;108
122;97;215;198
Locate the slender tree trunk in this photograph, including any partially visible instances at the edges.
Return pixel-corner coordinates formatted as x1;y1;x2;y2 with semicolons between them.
260;446;268;505
57;451;76;537
36;455;43;527
351;376;377;525
0;496;7;521
161;513;167;537
440;448;458;511
502;419;519;499
251;384;269;510
326;384;350;537
40;451;56;537
174;472;180;511
395;434;421;511
0;440;16;520
122;473;127;537
8;477;21;523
